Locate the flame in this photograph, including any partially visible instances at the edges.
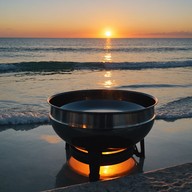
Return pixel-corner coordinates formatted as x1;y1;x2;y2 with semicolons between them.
82;124;87;128
75;146;127;154
68;156;136;180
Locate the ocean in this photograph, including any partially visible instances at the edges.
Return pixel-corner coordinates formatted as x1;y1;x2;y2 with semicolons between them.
0;38;192;125
0;38;192;191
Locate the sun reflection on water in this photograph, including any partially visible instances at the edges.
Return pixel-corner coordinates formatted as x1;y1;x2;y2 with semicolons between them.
100;39;117;88
104;71;112;78
103;38;112;63
103;71;116;88
104;53;112;62
104;80;114;88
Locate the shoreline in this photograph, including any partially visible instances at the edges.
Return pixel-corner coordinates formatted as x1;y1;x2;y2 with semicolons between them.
0;119;192;191
45;162;192;192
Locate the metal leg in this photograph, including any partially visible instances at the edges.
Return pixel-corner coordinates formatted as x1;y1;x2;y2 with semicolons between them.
138;157;145;173
134;139;145;158
88;149;101;182
65;143;70;160
140;139;145;158
133;139;145;173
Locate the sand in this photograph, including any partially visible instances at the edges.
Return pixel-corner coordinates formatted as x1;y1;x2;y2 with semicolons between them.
45;163;192;192
1;119;192;191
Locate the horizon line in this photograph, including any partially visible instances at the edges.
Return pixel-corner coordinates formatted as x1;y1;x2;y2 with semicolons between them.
1;37;192;39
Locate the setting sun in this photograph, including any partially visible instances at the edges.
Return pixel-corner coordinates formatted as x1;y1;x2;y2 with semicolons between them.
0;1;192;38
105;31;112;37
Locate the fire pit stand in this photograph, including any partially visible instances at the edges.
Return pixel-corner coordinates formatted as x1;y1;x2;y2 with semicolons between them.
48;89;157;182
65;139;145;181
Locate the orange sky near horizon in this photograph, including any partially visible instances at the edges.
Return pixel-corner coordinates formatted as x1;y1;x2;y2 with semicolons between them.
0;0;192;38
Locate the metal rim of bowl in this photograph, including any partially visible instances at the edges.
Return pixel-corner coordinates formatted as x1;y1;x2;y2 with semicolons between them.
47;89;158;115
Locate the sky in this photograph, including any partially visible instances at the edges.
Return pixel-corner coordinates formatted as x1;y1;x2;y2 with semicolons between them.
0;0;192;38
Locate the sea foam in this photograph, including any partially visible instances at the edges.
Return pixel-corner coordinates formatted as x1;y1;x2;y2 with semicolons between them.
0;111;49;125
157;97;192;121
0;97;191;125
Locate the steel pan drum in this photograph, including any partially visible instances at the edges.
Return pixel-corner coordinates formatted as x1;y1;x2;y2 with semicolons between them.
48;89;157;149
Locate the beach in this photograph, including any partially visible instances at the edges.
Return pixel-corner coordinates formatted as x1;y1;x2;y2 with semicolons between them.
45;163;192;192
0;38;192;191
0;119;192;191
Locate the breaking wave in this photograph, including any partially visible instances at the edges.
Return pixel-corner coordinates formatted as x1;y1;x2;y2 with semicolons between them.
0;60;191;73
1;46;192;53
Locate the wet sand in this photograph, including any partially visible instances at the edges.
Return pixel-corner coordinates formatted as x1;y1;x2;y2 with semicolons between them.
44;118;192;191
46;163;192;192
0;118;192;191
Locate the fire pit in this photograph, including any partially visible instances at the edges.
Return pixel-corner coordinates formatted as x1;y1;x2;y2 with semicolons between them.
48;89;157;181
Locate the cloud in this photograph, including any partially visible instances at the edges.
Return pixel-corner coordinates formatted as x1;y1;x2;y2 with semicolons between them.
137;31;192;38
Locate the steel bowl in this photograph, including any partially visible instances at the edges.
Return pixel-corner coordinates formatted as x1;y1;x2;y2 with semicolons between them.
48;89;157;149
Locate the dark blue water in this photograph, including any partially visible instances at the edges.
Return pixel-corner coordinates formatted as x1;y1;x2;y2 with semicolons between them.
0;38;191;125
0;38;192;68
